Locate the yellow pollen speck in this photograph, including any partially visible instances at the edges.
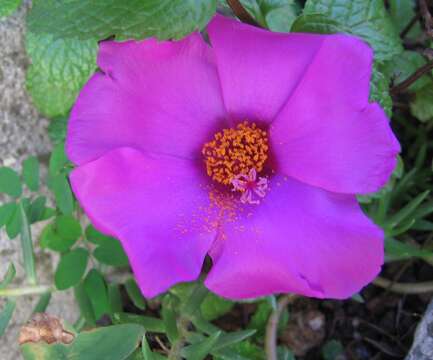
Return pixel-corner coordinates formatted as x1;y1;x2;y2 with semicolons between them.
202;121;268;185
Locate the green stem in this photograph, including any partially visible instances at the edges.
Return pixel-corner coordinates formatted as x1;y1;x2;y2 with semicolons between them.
19;201;37;285
0;285;52;297
168;317;189;360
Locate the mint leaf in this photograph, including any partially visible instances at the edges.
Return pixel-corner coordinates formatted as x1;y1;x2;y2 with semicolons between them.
240;0;300;32
291;13;345;34
25;31;97;117
303;0;403;61
410;83;433;122
385;51;430;93
370;62;392;117
388;0;422;38
27;0;217;41
0;0;21;18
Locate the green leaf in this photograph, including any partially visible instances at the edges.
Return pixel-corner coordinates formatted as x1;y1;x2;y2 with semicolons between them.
215;340;265;360
0;263;16;290
55;248;88;290
85;224;112;245
69;324;144;359
290;13;343;34
181;331;221;360
388;0;421;38
25;31;97;117
0;0;21;18
28;0;217;41
125;278;146;310
84;269;110;320
303;0;403;61
162;304;178;343
385;238;433;262
51;174;74;215
370;62;392;117
19;201;37;285
21;324;144;360
93;238;129;267
74;282;96;326
28;196;49;223
322;340;344;360
385;190;430;229
0;299;16;337
0;202;17;228
108;284;123;314
248;301;272;336
49;143;69;176
201;292;234;321
0;167;22;197
6;204;22;240
112;313;165;333
385;51;430;93
21;343;69;360
213;330;257;352
48;116;68;145
22;156;40;191
410;83;433;122
40;215;81;252
240;0;300;32
33;293;52;314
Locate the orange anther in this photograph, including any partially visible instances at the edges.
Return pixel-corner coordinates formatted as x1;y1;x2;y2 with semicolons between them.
202;121;269;185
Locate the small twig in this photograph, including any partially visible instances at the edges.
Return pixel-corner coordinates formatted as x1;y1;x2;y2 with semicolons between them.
265;295;296;360
400;14;420;38
373;276;433;294
419;0;433;39
390;60;433;95
226;0;260;27
155;335;170;354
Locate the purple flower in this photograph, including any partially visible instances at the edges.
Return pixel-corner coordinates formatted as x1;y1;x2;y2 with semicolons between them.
66;15;400;300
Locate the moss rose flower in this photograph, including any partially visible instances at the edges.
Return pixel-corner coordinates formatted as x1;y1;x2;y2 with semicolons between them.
66;15;400;299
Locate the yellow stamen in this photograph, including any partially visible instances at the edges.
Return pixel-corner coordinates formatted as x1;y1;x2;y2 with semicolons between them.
202;121;268;185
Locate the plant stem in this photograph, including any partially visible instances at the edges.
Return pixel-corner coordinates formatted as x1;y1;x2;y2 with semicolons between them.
0;285;52;297
168;317;189;360
390;60;433;95
419;0;433;39
226;0;260;27
373;276;433;294
400;14;420;38
265;294;295;360
19;201;37;285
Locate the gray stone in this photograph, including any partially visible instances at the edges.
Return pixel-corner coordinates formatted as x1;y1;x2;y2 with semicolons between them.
406;299;433;360
0;2;78;359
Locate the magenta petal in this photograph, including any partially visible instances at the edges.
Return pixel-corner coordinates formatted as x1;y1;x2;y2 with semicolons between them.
70;147;217;297
66;34;226;165
207;15;324;123
270;34;400;194
205;175;383;300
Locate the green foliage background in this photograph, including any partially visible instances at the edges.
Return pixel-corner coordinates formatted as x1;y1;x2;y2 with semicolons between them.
0;0;433;359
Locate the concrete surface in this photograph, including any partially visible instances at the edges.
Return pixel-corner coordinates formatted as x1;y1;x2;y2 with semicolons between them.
0;2;78;359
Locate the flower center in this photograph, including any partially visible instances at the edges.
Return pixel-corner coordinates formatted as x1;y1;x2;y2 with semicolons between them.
202;121;269;204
